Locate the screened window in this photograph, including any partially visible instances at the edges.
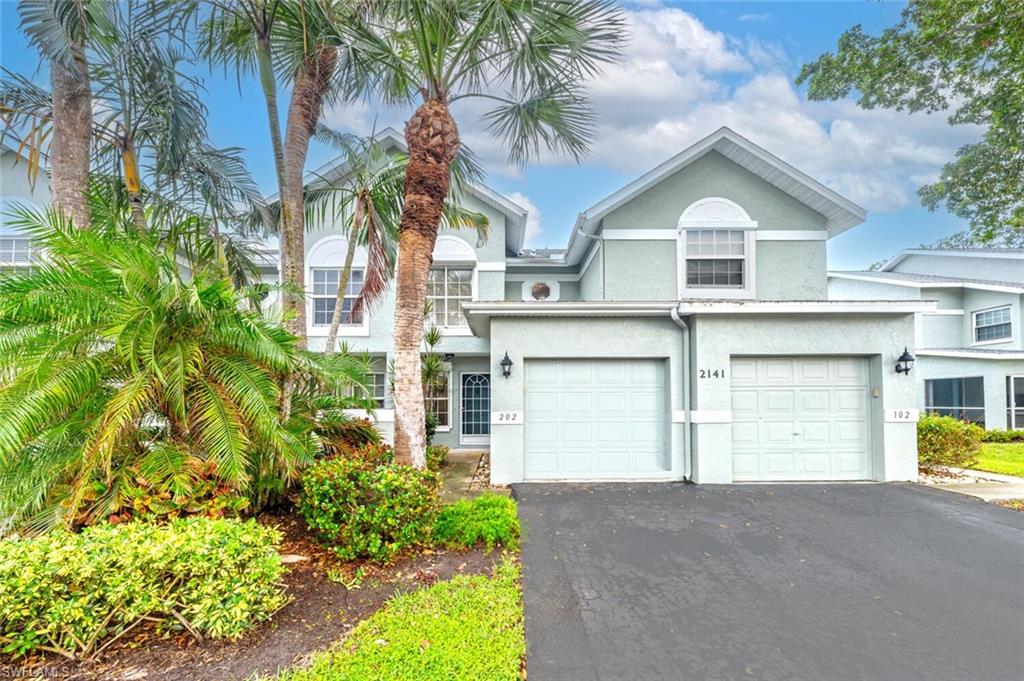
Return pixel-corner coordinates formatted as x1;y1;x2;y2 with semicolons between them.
973;306;1011;343
0;237;38;273
925;376;985;426
684;229;745;288
311;268;364;326
427;266;472;327
425;371;450;429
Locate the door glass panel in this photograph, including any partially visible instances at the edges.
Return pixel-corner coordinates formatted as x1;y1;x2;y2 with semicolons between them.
461;373;490;438
1008;376;1024;429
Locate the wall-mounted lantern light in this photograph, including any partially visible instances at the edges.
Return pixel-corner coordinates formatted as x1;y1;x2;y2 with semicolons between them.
895;347;915;375
441;352;455;363
500;352;513;378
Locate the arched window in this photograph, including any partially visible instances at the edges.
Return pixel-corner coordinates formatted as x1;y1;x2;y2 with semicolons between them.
306;236;369;332
677;197;757;299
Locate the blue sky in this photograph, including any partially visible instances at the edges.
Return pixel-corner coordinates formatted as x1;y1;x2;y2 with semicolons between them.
1;1;975;269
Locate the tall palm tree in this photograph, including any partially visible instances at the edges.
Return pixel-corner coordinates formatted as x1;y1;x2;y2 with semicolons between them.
341;0;625;467
17;0;97;228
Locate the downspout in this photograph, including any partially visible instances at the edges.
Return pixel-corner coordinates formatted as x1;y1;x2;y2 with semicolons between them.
576;228;603;297
670;307;692;481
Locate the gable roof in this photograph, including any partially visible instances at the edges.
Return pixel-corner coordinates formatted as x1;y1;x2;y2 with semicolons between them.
880;248;1024;271
305;128;529;254
829;269;1024;294
562;126;867;265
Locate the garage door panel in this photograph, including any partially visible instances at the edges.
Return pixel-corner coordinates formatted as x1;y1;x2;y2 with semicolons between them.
525;359;668;480
731;357;871;481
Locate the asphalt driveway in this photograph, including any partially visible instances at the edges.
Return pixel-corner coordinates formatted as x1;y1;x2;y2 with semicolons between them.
514;483;1024;681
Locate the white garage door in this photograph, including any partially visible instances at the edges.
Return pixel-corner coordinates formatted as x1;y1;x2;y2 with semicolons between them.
731;357;872;481
525;359;669;480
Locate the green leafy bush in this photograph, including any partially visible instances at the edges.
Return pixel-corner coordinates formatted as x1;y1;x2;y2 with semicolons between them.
0;518;285;659
342;442;396;468
299;458;439;563
427;444;450;472
425;412;439;444
433;494;519;551
319;417;382;457
981;429;1024;443
918;413;983;472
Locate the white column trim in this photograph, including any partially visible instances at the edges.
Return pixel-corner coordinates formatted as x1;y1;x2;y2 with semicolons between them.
689;410;733;423
755;230;829;241
476;261;506;271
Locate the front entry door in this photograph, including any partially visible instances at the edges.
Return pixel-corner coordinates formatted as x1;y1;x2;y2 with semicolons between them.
1009;376;1024;429
460;373;490;445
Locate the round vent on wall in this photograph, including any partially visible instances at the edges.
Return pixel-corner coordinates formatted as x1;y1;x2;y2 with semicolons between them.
522;279;560;302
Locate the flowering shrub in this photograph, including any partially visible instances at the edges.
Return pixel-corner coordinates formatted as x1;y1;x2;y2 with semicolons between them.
0;518;285;659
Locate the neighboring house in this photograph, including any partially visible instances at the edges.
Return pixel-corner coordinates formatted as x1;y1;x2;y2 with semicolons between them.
830;249;1024;430
0;140;50;272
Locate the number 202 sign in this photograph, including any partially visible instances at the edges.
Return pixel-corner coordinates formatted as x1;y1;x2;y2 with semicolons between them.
491;411;522;425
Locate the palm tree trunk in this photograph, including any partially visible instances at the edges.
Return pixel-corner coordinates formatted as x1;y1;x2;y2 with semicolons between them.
392;100;459;469
324;216;360;353
255;34;290;295
48;44;92;229
281;46;337;348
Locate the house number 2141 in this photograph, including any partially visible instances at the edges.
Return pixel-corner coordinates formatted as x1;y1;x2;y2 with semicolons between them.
698;369;726;379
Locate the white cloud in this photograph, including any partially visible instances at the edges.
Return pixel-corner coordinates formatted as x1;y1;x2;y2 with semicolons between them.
739;13;772;22
506;191;543;245
321;6;980;215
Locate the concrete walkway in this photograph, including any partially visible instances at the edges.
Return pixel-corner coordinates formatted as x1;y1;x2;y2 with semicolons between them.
930;467;1024;501
515;483;1024;681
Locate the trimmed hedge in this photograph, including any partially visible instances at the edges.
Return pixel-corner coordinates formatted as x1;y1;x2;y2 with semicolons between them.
433;494;519;551
981;429;1024;443
0;518;285;659
299;458;440;563
917;413;982;472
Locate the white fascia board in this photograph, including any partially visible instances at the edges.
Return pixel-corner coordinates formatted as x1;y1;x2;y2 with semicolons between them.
827;272;1024;294
676;300;937;315
476;262;507;272
916;349;1024;360
603;229;677;240
464;302;677;317
756;230;829;241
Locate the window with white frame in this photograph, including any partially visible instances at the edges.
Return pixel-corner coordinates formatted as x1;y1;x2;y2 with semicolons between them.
425;370;451;429
426;266;472;327
0;236;38;273
311;268;364;326
368;372;387;408
684;229;746;288
973;306;1012;343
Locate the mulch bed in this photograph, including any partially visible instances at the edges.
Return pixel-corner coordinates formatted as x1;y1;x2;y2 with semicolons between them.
5;511;503;681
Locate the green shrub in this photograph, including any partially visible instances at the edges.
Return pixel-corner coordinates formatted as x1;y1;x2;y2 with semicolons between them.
299;458;439;563
433;494;519;551
917;414;983;472
427;444;450;472
981;429;1024;443
320;417;382;457
425;412;439;444
342;442;396;468
0;518;286;659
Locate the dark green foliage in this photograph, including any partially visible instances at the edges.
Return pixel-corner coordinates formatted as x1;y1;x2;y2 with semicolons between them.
342;442;396;468
426;444;449;472
0;518;286;659
319;417;382;458
425;411;439;444
798;0;1024;241
433;493;519;551
917;414;983;472
981;429;1024;443
299;458;440;563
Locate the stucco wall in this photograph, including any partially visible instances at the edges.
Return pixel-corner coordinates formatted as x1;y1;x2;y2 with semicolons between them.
1;151;51;210
603;240;677;300
893;253;1024;282
961;289;1021;350
828;277;921;301
579;244;604;300
756;240;827;299
488;316;686;484
690;313;919;483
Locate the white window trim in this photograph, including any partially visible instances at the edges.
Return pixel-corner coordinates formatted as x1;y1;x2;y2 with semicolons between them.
971;304;1014;346
309;266;368;330
676;197;757;300
426;365;453;432
306;236;371;338
459;371;491;446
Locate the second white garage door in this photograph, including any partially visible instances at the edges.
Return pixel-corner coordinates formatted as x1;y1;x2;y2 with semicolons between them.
525;359;669;480
731;357;872;481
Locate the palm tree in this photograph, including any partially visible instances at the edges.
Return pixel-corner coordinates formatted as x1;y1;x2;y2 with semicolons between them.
16;0;97;228
0;206;371;532
341;0;625;467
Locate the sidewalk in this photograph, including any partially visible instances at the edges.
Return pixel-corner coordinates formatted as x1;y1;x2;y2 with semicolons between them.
929;467;1024;502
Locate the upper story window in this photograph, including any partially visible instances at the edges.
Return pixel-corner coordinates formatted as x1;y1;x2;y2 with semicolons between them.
311;268;364;326
427;266;472;327
677;197;756;299
684;229;746;288
973;305;1012;344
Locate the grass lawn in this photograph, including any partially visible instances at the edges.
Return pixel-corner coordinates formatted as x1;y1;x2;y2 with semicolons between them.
273;558;524;681
972;443;1024;477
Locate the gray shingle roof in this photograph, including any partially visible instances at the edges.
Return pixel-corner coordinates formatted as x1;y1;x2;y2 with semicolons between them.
830;270;1024;291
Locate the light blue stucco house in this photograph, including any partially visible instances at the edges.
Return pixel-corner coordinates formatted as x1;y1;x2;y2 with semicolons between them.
1;128;932;485
830;249;1024;430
